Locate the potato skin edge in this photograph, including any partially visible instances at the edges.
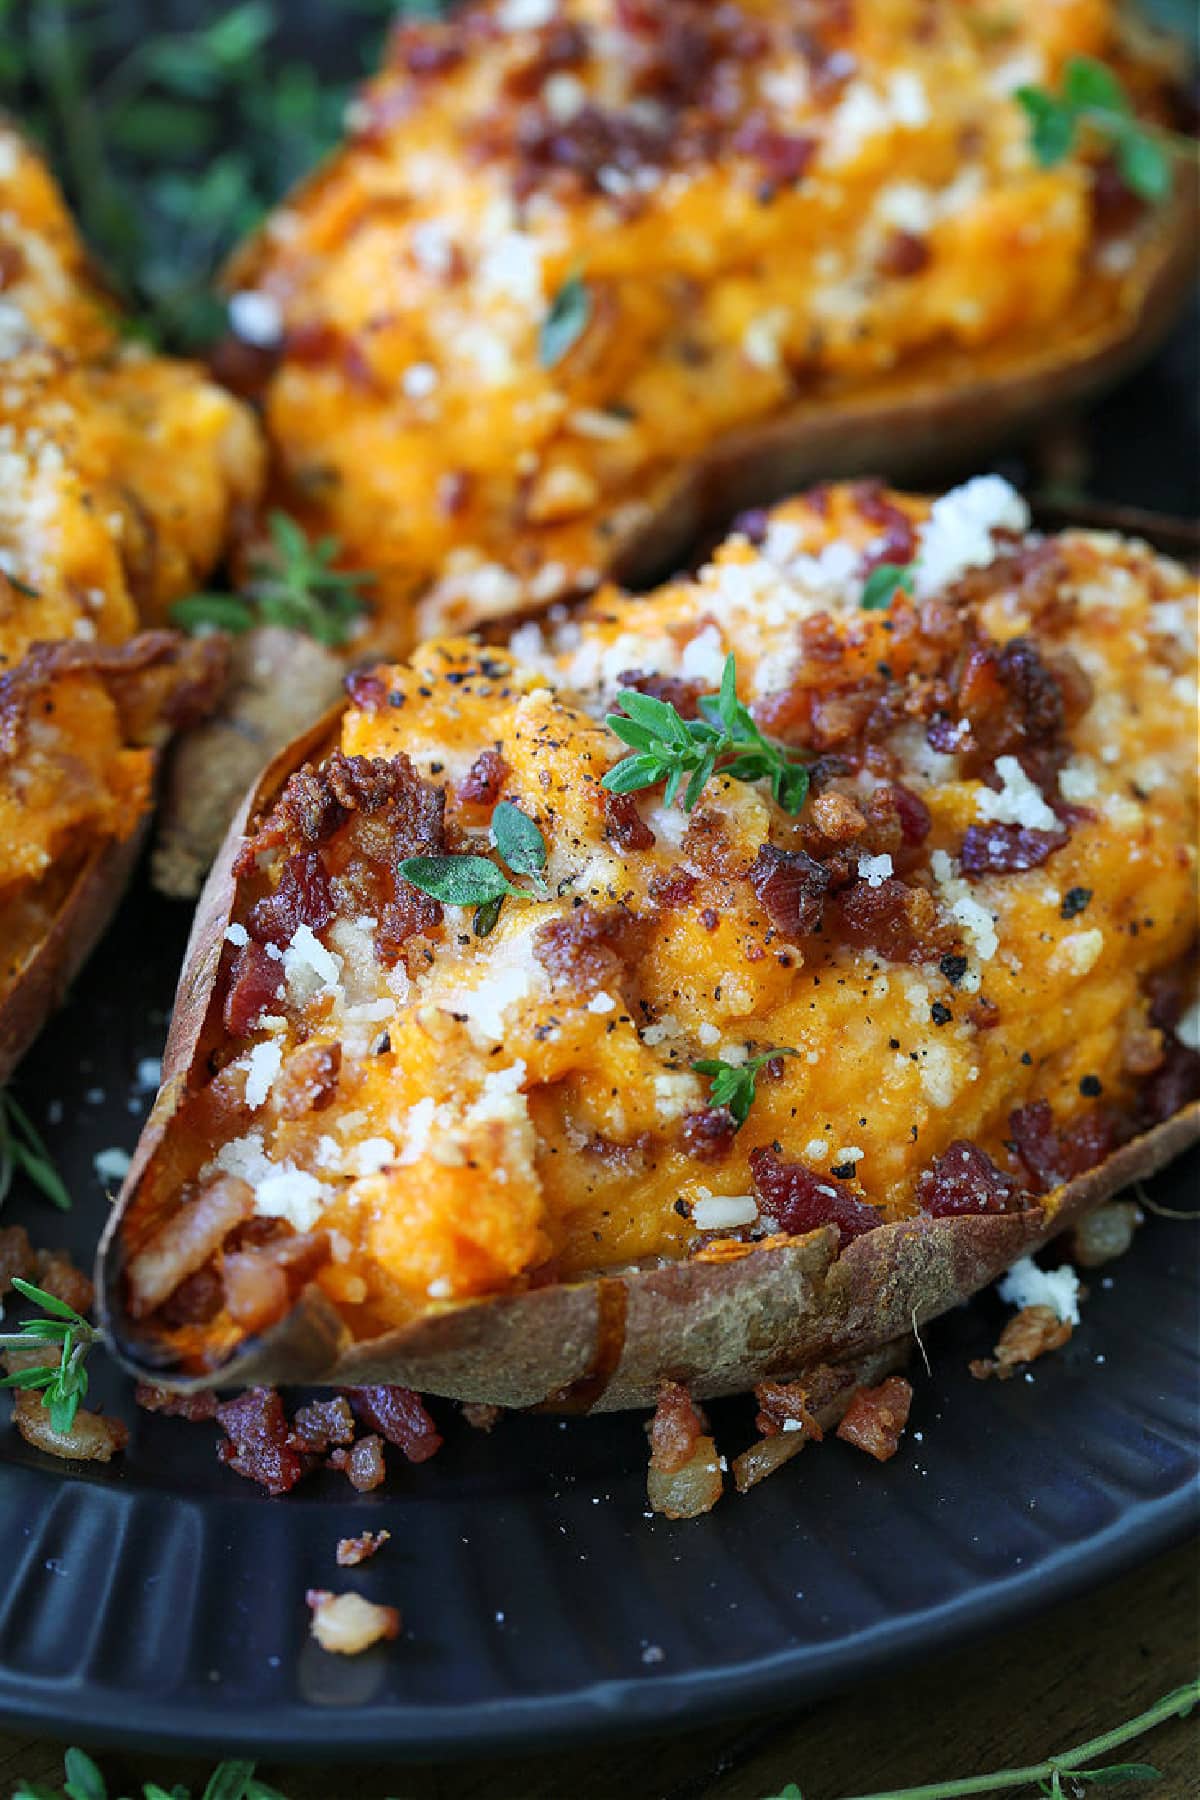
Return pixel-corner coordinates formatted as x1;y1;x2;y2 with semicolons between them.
97;690;1200;1409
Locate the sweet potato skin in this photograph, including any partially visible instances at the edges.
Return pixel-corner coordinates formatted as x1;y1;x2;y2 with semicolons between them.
97;712;1200;1410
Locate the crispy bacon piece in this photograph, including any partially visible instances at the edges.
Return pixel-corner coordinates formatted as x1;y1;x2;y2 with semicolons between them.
215;1387;314;1494
961;822;1067;875
731;114;817;190
533;902;649;1000
648;867;699;910
306;1589;400;1655
680;1106;738;1162
345;1386;443;1463
835;1377;913;1461
835;876;941;964
603;789;655;851
614;668;705;720
286;1396;356;1454
157;1264;225;1329
458;747;509;806
135;1383;219;1421
241;749;444;863
337;1529;391;1567
748;843;829;937
276;1042;342;1119
970;1305;1072;1380
328;1433;387;1492
249;851;335;947
1138;1040;1200;1129
127;1176;255;1319
916;1140;1029;1217
749;1147;883;1245
223;941;285;1036
878;228;931;278
754;1382;824;1442
0;1225;33;1297
648;1379;707;1475
1008;1100;1121;1193
462;1401;502;1432
29;1248;94;1316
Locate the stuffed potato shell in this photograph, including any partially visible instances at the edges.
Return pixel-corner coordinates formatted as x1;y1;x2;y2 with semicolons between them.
0;124;263;1073
225;0;1197;648
101;477;1199;1406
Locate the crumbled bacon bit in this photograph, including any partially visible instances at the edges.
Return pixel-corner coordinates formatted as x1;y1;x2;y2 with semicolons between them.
328;1434;387;1492
614;668;704;719
30;1249;94;1316
345;1386;443;1462
648;1380;707;1474
604;789;655;851
458;748;509;807
731;113;816;190
649;867;699;910
680;1106;738;1162
215;1387;314;1494
748;843;829;937
877;229;931;278
306;1589;400;1655
276;1042;342;1119
135;1383;219;1421
0;1225;34;1296
1008;1099;1121;1193
960;823;1067;875
155;1264;225;1329
917;1141;1029;1217
835;1377;913;1460
223;940;285;1036
345;669;390;712
754;1381;824;1441
835;876;941;964
749;1147;883;1245
889;782;933;846
337;1529;391;1567
287;1396;356;1454
1138;1040;1200;1130
970;1305;1071;1380
533;903;648;1000
249;850;335;947
462;1401;502;1432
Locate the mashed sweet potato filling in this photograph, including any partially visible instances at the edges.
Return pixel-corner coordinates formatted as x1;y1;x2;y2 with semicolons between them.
226;0;1188;637
137;479;1198;1351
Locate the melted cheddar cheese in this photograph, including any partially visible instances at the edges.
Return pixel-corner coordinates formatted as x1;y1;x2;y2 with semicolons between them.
227;0;1185;644
170;479;1197;1345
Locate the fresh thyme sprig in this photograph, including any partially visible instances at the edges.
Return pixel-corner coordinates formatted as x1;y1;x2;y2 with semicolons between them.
761;1677;1199;1798
0;1091;72;1211
602;654;811;815
170;512;372;647
1016;56;1192;204
11;1746;288;1800
540;269;592;368
691;1048;798;1128
400;801;551;937
0;1277;101;1435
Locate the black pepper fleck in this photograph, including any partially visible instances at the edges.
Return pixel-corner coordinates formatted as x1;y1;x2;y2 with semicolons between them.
1061;887;1092;920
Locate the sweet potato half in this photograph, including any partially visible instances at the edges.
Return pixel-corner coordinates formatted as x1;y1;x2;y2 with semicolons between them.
99;478;1199;1406
223;0;1198;649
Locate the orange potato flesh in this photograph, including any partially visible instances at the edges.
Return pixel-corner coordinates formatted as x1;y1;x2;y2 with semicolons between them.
110;481;1197;1376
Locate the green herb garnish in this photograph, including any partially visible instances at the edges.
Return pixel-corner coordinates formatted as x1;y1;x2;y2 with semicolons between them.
539;270;592;368
760;1677;1198;1798
860;560;917;611
0;1278;101;1435
0;1091;72;1211
11;1744;289;1800
1016;56;1188;204
171;511;372;647
400;800;550;929
602;654;811;815
691;1047;798;1128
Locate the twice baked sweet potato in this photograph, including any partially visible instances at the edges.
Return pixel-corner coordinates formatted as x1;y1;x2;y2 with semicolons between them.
100;477;1199;1406
224;0;1197;649
0;122;264;1070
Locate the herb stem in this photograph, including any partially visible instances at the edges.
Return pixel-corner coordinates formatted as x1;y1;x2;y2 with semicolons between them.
839;1678;1197;1800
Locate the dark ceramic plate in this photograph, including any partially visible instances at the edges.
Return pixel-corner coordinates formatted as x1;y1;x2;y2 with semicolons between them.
1;0;1198;1762
0;873;1196;1759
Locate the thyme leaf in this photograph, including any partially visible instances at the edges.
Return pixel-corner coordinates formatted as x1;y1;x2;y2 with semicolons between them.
1016;56;1188;203
691;1048;798;1128
0;1090;72;1211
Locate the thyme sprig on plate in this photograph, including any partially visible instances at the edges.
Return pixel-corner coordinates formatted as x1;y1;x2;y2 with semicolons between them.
170;512;372;647
400;801;551;938
12;1746;288;1800
602;654;811;815
691;1048;798;1128
0;1278;100;1434
1017;56;1193;204
0;1091;72;1211
762;1677;1199;1798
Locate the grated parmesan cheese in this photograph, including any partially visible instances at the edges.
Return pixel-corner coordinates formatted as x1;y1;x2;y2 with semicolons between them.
974;756;1057;831
997;1257;1081;1324
915;476;1030;599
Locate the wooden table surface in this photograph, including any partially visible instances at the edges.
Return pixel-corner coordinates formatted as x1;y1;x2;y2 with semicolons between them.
2;1538;1196;1800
